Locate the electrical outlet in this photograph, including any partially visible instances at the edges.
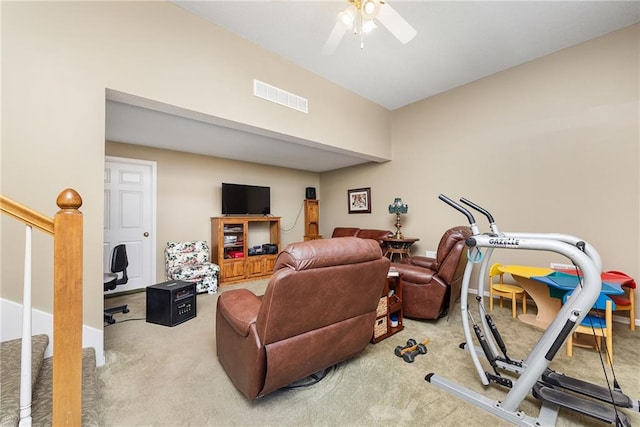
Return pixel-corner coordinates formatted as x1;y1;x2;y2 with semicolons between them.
425;250;437;258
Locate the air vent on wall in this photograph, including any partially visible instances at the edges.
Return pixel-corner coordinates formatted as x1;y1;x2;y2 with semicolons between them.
253;79;308;113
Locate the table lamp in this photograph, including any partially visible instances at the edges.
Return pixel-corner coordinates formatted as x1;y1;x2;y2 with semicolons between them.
388;198;408;238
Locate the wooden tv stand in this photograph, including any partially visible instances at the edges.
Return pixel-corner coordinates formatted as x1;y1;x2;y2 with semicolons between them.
211;216;281;285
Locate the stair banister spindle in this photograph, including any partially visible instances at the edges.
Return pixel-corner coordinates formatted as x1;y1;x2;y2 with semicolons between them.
1;189;83;426
19;225;33;427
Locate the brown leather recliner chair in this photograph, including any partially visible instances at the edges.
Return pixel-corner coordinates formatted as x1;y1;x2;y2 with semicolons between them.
392;226;471;320
331;227;393;249
216;237;390;400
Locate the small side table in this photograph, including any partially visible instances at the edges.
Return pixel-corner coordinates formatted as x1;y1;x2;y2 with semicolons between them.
372;272;404;343
382;237;419;262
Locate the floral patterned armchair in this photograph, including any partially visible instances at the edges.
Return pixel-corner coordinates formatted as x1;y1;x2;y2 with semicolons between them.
165;241;220;294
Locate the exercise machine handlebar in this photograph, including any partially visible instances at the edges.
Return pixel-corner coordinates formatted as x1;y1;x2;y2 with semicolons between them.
459;198;499;234
439;194;482;236
439;194;476;225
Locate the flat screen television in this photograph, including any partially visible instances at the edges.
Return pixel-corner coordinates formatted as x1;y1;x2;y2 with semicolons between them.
221;183;271;216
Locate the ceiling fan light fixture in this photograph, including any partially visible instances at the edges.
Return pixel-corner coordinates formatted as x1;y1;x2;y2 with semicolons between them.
324;0;415;54
362;20;377;33
338;5;357;28
361;0;380;20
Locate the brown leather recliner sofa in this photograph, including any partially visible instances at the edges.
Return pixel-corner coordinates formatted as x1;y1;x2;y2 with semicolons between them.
392;226;472;320
216;237;390;400
331;227;393;248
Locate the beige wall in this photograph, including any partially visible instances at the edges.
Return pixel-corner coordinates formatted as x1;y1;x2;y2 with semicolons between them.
321;25;639;321
105;142;318;283
1;1;388;329
2;0;638;332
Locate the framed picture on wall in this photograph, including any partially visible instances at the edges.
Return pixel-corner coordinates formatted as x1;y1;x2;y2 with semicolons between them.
348;187;371;214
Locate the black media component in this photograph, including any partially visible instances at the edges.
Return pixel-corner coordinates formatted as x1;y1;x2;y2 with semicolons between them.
146;280;196;327
262;244;278;254
305;187;316;200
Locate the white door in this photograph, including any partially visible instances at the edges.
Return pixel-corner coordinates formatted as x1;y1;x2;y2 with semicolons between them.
104;157;156;292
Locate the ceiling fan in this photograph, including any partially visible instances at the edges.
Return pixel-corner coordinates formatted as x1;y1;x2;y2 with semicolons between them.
322;0;417;54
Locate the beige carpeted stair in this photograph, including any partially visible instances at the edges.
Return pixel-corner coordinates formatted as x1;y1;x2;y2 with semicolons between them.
0;335;99;427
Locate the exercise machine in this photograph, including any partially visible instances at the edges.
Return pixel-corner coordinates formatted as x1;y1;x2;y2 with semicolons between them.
426;195;638;426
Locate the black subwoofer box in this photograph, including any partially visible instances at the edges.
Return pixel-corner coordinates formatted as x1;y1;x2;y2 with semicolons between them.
146;280;196;327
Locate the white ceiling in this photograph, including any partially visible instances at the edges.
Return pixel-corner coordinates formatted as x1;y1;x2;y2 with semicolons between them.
106;1;640;172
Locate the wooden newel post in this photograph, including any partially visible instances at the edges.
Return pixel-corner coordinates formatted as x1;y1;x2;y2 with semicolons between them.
52;189;83;427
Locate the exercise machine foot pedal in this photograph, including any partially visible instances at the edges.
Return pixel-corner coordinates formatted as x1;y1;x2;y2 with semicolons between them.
496;356;523;368
486;372;512;388
542;370;632;408
532;383;631;426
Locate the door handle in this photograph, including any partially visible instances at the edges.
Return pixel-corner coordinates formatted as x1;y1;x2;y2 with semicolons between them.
144;232;149;237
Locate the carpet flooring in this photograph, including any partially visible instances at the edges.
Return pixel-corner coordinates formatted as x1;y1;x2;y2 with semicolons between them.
98;280;640;426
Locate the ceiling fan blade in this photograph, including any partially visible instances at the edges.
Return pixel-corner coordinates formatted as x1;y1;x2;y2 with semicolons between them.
377;2;416;44
322;20;349;55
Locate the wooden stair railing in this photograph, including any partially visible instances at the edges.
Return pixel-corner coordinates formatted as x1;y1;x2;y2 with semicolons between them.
1;189;83;426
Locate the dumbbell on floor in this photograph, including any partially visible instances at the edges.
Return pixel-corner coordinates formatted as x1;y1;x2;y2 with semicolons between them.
400;338;430;363
403;343;428;363
394;339;417;357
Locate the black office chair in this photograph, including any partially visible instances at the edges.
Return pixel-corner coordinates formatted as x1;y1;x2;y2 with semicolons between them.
104;244;130;324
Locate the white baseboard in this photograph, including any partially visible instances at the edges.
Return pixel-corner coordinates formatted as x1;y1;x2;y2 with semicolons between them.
1;298;105;366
